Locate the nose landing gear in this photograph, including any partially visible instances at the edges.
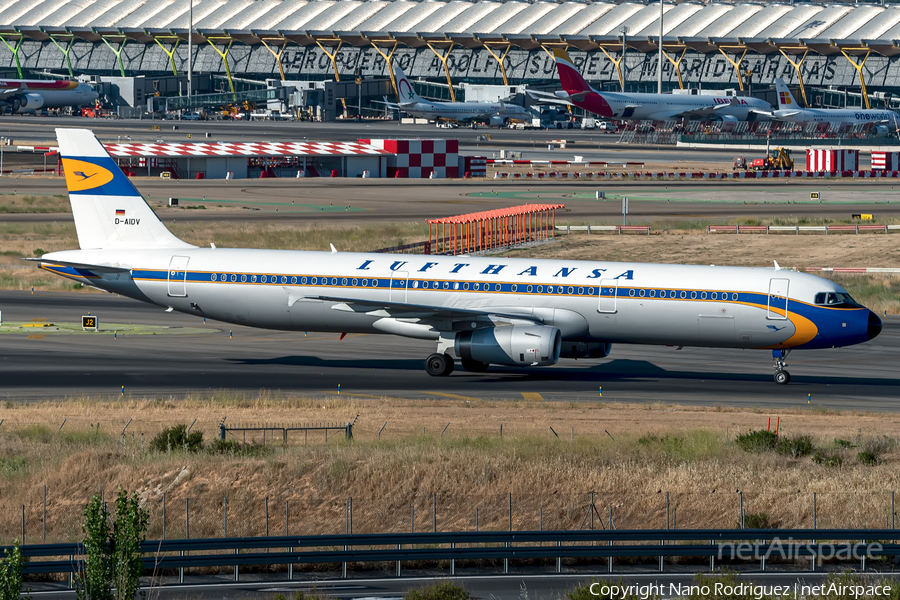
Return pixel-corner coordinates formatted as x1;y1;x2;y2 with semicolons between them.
773;349;791;384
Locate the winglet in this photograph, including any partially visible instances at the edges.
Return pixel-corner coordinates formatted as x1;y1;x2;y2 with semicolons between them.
773;260;781;271
330;243;337;253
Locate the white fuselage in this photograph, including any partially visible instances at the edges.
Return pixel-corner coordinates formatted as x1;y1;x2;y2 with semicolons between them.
600;92;771;121
400;101;530;121
42;247;873;352
774;108;898;127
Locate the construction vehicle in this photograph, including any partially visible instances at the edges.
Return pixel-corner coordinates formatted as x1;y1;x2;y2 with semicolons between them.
749;147;793;171
222;101;256;120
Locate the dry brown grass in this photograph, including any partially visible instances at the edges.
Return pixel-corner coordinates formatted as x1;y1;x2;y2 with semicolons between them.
3;395;900;544
0;194;69;213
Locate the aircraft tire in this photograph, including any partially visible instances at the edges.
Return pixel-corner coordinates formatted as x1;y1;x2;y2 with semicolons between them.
774;370;790;385
461;358;490;372
426;353;454;377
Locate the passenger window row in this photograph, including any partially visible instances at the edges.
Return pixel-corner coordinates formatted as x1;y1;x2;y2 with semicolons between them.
201;272;740;301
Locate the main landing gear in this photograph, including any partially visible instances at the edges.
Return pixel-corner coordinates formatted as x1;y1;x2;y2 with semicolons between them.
425;353;454;376
773;349;791;385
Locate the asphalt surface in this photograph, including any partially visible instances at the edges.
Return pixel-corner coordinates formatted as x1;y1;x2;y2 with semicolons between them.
26;571;900;599
1;291;897;407
4;178;900;224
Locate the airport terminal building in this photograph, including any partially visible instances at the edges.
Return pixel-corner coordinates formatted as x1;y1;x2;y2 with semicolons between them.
2;0;900;109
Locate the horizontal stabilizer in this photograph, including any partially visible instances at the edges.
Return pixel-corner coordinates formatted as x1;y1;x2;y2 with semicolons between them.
26;257;132;273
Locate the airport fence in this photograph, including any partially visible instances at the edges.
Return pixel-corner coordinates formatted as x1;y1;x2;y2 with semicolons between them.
4;488;900;547
7;527;900;583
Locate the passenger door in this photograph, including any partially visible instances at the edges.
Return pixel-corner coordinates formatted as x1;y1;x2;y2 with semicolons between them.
597;279;618;313
767;278;789;320
390;271;409;303
167;256;189;297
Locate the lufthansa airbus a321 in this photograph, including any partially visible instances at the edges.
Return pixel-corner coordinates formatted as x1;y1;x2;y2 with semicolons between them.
34;129;882;384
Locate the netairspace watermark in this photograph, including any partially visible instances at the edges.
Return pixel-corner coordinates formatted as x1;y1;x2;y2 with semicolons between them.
588;582;896;599
718;537;882;564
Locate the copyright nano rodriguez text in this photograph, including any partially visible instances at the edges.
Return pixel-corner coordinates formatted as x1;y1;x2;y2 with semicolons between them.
587;582;895;599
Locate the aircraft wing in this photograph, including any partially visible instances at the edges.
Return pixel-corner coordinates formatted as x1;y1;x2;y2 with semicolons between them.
26;258;132;274
526;89;588;104
0;87;22;99
298;293;541;325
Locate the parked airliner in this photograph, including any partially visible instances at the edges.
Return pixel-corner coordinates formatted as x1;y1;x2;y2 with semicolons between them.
752;78;900;135
34;129;881;384
547;49;771;122
0;79;98;113
380;63;531;125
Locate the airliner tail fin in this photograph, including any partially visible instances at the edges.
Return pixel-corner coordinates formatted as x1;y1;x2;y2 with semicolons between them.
553;49;592;95
392;62;424;104
774;78;798;109
56;128;194;250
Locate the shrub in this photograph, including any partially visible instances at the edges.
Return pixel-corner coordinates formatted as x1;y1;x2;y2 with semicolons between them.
858;450;879;466
207;438;273;457
742;512;773;529
150;424;203;453
405;582;474;600
0;540;29;600
775;434;814;458
76;490;148;600
833;439;854;449
813;451;843;467
734;429;777;453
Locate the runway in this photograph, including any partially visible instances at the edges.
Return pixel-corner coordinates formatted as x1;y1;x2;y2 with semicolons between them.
2;291;897;409
4;178;900;224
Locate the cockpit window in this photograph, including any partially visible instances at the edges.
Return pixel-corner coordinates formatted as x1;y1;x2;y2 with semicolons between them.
814;292;864;308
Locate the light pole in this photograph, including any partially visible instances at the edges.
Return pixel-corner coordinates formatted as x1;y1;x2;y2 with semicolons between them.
657;0;664;94
1;136;4;177
187;0;192;109
620;26;628;92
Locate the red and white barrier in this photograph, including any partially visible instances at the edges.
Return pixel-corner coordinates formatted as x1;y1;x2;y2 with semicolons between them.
871;151;900;171
807;149;859;173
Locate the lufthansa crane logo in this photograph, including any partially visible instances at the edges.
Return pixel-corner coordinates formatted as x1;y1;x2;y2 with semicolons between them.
62;158;115;192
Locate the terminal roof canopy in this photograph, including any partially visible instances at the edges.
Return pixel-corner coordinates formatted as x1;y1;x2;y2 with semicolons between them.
4;0;900;54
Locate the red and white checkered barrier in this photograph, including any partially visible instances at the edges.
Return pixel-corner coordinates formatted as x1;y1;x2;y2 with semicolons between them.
104;142;390;157
806;149;859;173
871;151;900;171
358;139;458;178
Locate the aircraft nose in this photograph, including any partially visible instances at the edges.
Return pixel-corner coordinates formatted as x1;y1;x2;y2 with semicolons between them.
868;310;883;340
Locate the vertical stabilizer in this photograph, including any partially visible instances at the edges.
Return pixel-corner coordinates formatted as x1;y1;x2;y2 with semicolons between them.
774;78;798;109
392;63;424;105
55;128;194;250
553;49;592;95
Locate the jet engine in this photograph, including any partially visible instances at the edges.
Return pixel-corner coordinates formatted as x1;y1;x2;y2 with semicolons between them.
489;115;505;127
455;325;561;366
14;93;44;113
872;124;891;138
559;341;612;359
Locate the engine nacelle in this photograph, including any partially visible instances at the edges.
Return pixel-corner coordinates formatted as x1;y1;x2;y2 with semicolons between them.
489;115;505;127
872;124;891;138
455;325;561;367
559;341;612;359
14;93;44;113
